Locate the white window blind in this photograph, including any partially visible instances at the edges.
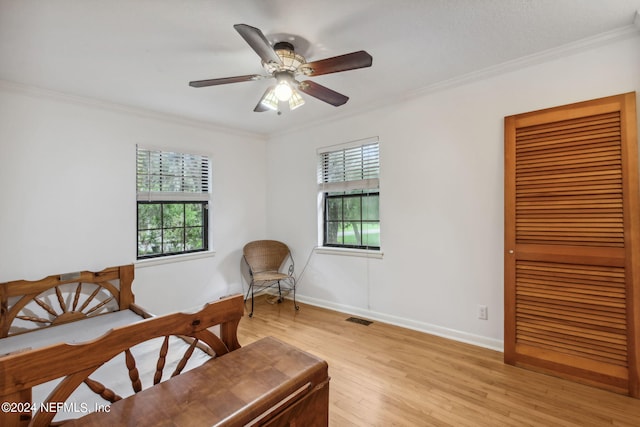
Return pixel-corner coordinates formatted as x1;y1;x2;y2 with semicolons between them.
318;137;379;193
136;146;210;202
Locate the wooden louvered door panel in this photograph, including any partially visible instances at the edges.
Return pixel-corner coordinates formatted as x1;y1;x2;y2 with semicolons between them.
504;92;640;397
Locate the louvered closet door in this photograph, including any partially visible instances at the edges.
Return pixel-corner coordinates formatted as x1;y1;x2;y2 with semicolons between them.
504;92;640;397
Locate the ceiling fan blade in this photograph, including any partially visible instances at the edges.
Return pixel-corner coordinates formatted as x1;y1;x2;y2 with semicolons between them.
234;24;282;65
298;80;349;107
301;51;372;76
189;74;264;87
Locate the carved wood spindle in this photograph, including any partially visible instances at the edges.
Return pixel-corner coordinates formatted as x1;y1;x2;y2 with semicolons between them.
154;336;170;385
125;349;142;393
78;286;101;312
84;377;122;403
72;282;83;311
54;286;67;313
171;339;198;377
85;296;114;315
16;314;51;324
33;297;58;318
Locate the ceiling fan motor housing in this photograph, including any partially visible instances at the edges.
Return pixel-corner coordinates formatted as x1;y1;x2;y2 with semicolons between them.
263;41;307;74
273;41;294;51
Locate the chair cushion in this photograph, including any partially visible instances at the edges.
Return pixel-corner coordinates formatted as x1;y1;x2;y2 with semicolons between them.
253;271;290;281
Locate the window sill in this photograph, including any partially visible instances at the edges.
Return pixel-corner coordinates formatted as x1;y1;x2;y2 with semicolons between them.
314;247;384;259
135;250;217;268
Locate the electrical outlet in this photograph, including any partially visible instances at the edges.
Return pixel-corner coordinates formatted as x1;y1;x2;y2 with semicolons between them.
478;305;488;320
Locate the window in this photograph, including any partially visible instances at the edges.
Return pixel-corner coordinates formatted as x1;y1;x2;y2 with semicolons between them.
136;146;210;259
318;138;380;250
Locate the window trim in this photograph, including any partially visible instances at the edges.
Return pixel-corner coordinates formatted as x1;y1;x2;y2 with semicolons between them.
135;249;217;268
314;246;384;259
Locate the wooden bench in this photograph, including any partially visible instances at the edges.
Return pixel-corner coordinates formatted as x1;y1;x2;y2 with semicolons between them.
64;336;330;426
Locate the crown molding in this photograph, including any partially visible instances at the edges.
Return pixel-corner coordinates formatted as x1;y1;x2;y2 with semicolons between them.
2;16;638;141
0;79;267;141
271;19;640;139
409;19;640;100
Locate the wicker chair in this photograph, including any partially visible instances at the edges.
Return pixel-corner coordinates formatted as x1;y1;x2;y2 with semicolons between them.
242;240;299;317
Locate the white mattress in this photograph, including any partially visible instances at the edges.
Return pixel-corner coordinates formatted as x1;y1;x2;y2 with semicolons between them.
1;310;143;356
0;310;213;422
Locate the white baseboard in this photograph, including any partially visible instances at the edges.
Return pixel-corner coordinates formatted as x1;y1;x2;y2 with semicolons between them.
292;294;504;352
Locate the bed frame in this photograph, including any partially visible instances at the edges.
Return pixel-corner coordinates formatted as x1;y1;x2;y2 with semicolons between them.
0;265;243;427
0;265;329;427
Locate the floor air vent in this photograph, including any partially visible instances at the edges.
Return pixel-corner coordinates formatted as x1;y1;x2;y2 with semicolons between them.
346;317;373;326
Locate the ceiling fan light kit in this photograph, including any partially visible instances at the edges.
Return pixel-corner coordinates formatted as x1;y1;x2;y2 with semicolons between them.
258;87;279;111
274;81;292;101
273;71;296;101
288;90;305;110
189;24;372;113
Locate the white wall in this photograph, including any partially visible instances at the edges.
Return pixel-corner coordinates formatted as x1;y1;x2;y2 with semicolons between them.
1;32;638;348
0;85;267;314
265;34;640;350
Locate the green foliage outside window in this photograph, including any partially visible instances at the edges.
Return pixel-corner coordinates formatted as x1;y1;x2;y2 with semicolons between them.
137;202;207;257
325;192;380;249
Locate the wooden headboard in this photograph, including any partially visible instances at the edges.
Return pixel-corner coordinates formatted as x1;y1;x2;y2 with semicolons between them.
0;265;134;338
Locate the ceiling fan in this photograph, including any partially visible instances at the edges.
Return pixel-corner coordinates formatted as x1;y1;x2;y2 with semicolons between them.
189;24;373;112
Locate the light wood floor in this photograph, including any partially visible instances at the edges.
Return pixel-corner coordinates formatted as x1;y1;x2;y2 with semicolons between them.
237;296;640;427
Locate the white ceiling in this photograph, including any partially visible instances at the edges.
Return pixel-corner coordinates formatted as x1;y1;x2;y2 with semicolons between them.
1;0;639;136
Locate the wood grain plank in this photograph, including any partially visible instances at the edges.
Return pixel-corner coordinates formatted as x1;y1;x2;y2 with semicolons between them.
240;297;640;426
